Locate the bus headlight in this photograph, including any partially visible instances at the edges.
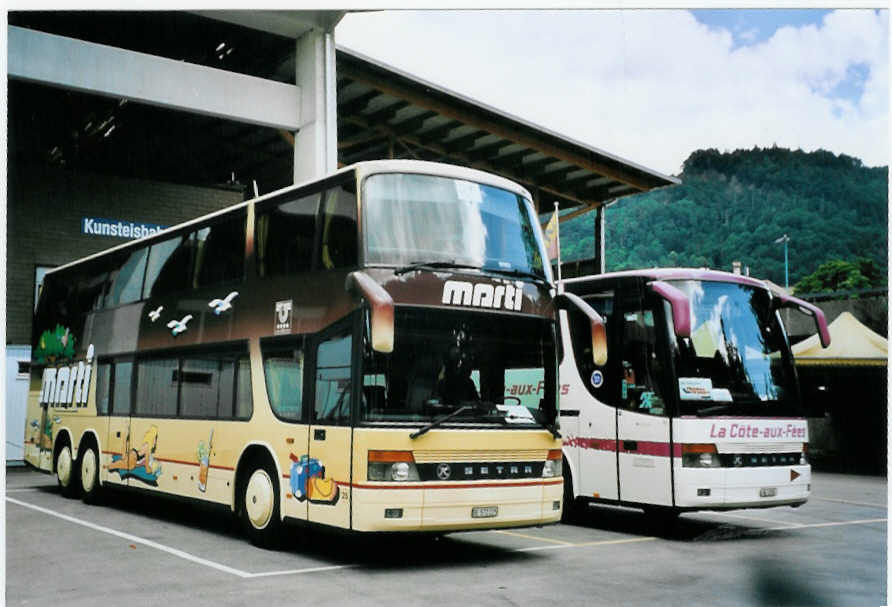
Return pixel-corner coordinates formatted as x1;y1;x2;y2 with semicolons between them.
368;450;420;481
543;449;562;478
681;444;721;468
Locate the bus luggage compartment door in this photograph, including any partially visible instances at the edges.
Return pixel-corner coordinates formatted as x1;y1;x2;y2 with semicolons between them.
616;409;673;506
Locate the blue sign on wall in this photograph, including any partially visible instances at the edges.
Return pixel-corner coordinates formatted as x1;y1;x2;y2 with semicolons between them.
82;217;167;239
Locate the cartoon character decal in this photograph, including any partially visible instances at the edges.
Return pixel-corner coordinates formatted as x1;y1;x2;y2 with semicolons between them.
288;454;340;505
108;425;163;486
34;324;76;364
196;429;214;493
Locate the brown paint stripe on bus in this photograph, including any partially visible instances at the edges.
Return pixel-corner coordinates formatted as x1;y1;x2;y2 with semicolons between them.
101;451;235;471
564;437;681;457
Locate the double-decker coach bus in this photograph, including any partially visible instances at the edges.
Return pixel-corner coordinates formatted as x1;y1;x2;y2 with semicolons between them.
24;160;605;546
557;268;829;522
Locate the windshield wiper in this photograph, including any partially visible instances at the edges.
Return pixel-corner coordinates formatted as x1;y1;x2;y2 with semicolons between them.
485;267;550;287
410;405;473;439
394;260;482;276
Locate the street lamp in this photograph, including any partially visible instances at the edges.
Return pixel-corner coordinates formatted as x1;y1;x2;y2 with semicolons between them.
774;234;790;289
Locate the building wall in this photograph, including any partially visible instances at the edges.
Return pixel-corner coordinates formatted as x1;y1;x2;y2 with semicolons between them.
7;164;245;345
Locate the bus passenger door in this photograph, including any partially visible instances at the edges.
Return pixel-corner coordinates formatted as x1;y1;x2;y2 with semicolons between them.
562;301;619;503
306;328;354;529
615;301;673;507
103;360;134;489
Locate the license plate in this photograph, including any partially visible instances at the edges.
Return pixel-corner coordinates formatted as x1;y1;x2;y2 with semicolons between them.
759;487;777;498
471;506;498;519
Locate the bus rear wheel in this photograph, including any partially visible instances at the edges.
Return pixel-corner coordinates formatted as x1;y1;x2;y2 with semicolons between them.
239;460;283;549
80;444;101;504
56;443;79;498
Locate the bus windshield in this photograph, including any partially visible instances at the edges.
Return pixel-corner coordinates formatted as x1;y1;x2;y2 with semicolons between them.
361;309;557;428
666;280;800;417
362;172;550;281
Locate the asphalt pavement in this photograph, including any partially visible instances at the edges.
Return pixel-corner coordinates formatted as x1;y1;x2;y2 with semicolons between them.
4;468;887;606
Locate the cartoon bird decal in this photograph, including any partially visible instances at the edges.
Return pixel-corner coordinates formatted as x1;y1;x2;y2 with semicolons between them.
166;315;193;336
148;306;164;322
208;291;239;316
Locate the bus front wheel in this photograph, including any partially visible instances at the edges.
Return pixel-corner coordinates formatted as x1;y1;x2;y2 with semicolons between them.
239;460;283;549
561;463;580;523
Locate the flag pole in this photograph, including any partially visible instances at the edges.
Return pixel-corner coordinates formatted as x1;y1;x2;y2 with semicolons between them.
554;202;562;290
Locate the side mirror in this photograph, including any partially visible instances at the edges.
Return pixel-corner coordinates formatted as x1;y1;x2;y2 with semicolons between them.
774;294;830;348
649;280;692;339
556;292;607;366
346;271;394;353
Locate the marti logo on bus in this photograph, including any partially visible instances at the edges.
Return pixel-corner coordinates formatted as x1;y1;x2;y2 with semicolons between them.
442;280;524;311
39;344;95;408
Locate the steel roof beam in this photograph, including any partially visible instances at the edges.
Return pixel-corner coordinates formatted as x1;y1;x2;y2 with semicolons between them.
339;62;656;191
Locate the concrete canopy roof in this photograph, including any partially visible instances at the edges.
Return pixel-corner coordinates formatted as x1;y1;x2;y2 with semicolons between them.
8;11;677;211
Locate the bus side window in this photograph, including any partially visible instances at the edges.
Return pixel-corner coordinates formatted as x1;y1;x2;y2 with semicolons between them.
261;337;305;422
111;360;133;415
195;212;246;287
180;356;229;418
566;291;613;403
619;306;667;416
314;332;352;424
256;192;320;277
105;247;149;307
235;357;252;419
77;262;108;313
95;362;111;415
319;183;357;270
144;234;193;298
135;358;179;417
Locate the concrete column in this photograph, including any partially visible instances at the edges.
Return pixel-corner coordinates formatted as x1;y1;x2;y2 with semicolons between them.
294;27;338;184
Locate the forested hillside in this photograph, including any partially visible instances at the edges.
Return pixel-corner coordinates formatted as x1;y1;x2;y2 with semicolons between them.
558;147;888;287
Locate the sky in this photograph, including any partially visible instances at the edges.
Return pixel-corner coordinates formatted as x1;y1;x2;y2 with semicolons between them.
335;9;889;176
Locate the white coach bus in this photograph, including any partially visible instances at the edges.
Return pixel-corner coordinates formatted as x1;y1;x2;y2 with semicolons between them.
557;268;829;522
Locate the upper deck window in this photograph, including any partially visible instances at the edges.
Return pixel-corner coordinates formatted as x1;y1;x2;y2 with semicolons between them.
362;173;549;281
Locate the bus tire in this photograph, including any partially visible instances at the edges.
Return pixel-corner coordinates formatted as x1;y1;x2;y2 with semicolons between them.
55;440;79;498
239;459;283;549
561;462;580;523
79;443;102;504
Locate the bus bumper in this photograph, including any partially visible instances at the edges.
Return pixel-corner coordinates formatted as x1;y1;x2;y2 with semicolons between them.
351;480;563;532
673;465;811;510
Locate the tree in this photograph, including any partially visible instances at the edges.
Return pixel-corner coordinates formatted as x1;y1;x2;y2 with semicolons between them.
793;259;884;294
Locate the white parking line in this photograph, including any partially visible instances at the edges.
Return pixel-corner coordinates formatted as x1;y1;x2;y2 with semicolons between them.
514;536;657;552
812;496;888;509
767;518;887;531
6;497;353;579
705;511;805;527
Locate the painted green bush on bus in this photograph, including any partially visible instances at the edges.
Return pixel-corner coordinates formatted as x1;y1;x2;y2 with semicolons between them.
34;324;77;364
